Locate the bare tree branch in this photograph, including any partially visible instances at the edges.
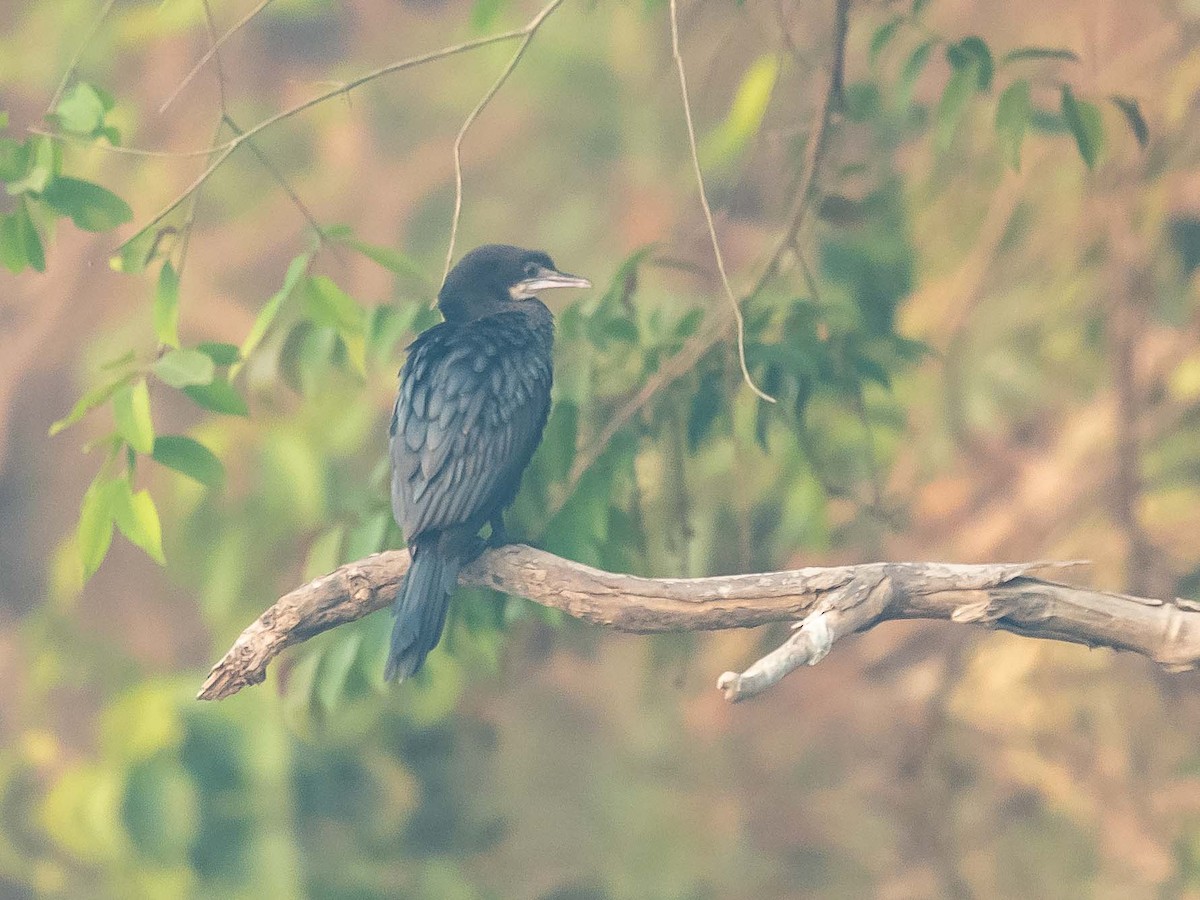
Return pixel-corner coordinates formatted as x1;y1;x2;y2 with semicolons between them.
197;545;1200;705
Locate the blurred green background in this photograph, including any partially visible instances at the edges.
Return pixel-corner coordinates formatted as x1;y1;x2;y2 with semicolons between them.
4;0;1200;896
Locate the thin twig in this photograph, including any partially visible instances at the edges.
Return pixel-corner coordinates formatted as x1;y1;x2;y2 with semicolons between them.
235;121;326;239
753;0;849;293
176;115;227;274
668;0;774;402
199;0;229;110
442;0;569;287
176;0;235;276
118;22;535;250
183;0;326;260
27;128;224;158
159;0;274;114
96;23;529;162
47;0;119;113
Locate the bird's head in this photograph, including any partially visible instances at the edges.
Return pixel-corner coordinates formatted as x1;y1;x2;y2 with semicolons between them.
438;244;591;322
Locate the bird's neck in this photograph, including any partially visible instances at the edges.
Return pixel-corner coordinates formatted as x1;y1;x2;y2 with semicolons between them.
437;292;489;323
438;295;553;328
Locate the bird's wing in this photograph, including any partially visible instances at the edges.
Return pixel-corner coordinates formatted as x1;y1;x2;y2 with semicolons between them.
389;314;552;539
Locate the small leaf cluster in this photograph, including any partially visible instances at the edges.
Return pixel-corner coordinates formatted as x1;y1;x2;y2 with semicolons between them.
1;85;131;273
869;3;1150;170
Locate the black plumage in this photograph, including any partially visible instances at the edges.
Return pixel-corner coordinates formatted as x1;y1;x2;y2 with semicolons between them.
386;244;590;681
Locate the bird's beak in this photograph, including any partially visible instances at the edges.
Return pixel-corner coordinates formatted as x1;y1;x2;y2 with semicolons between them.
511;266;591;299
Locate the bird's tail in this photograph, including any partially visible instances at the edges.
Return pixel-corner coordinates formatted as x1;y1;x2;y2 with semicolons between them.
385;536;461;682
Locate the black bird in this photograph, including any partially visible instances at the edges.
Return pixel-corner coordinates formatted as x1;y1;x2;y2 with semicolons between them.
386;244;591;681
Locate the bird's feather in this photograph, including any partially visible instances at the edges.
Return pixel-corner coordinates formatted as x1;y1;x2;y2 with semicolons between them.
389;309;553;540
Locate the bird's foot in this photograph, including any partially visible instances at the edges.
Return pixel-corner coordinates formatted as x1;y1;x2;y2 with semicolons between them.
487;517;509;548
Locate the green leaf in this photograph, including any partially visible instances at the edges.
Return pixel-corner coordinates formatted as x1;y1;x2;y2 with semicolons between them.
238;253;310;362
726;54;780;139
898;39;936;107
935;65;977;150
304;275;365;334
852;350;892;388
77;476;120;579
52;83;107;136
337;332;367;377
152;435;224;488
1003;46;1079;64
539;400;578;483
0;215;21;273
1110;95;1149;149
339;237;431;292
367;304;415;364
869;17;903;67
602;318;639;344
995;80;1032;170
18;201;44;272
0;201;45;273
196;342;240;366
50;373;135;436
947;36;993;91
0;111;7;129
469;0;506;32
183;378;248;416
153;262;180;348
675;308;703;339
90;84;116;113
315;632;363;716
278;321;323;395
113;379;155;453
304;275;367;374
153;348;215;388
818;194;869;227
0;138;27;181
303;526;344;581
282;646;323;734
1061;85;1104;168
699;55;779;170
40;177;132;232
688;373;724;451
4;136;56;196
343;511;391;561
239;292;285;360
111;480;165;565
109;226;158;274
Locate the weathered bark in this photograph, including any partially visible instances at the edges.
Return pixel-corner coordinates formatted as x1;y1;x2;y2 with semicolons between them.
197;545;1200;703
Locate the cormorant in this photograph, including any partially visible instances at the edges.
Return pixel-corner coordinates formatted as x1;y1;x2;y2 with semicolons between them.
386;244;591;681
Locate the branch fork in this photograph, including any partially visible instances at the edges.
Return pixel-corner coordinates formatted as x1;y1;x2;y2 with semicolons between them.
198;547;1200;704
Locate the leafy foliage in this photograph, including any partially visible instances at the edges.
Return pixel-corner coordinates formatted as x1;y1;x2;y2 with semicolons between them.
867;15;1149;167
1;0;1183;897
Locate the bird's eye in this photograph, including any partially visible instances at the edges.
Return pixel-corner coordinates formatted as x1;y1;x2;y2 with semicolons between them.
522;261;541;278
